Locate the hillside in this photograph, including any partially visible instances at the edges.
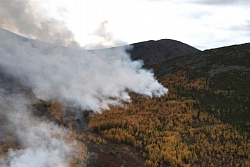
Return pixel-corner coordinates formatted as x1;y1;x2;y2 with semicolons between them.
89;43;250;166
0;28;249;166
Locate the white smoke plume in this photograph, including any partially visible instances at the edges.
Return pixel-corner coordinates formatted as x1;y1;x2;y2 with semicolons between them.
0;1;167;166
0;88;72;167
0;28;168;112
0;0;79;48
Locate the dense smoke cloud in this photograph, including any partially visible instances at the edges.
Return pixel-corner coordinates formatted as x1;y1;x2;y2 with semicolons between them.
0;0;168;166
0;29;168;112
0;0;79;47
0;88;72;167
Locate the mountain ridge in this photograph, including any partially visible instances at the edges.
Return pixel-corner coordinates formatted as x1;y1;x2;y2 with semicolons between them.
128;39;200;65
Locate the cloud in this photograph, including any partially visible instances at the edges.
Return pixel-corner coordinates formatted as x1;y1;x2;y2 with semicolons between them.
187;11;212;19
182;0;250;6
229;20;250;34
0;28;168;112
0;0;79;48
147;0;250;5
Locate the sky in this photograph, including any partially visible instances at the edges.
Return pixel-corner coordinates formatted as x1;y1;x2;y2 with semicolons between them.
1;0;250;50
